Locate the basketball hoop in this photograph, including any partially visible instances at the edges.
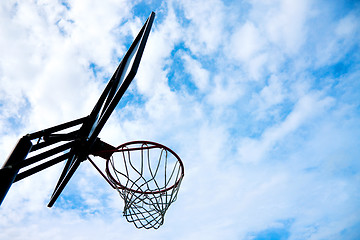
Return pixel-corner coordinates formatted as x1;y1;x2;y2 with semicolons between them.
88;141;184;229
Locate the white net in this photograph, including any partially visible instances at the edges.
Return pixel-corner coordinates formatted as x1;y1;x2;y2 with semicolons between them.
105;141;184;229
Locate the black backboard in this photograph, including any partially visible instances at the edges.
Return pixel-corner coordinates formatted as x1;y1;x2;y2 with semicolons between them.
47;12;155;207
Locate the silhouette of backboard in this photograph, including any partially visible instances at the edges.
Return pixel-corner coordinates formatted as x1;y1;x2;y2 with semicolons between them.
47;12;155;207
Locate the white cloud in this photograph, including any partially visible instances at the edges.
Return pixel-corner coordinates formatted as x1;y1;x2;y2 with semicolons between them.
207;74;245;106
307;4;360;68
182;53;210;91
251;74;285;120
65;0;134;66
230;21;265;62
180;0;226;55
227;19;269;80
135;4;182;96
261;0;309;55
238;92;335;163
335;13;359;37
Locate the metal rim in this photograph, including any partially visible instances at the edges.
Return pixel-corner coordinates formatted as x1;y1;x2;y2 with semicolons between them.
104;140;184;194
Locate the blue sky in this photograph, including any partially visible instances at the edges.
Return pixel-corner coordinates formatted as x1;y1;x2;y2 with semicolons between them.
0;0;360;239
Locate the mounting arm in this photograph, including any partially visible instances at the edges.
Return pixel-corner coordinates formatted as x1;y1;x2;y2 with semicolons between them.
0;117;86;206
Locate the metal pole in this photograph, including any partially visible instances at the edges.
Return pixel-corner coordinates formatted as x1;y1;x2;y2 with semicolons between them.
0;135;32;206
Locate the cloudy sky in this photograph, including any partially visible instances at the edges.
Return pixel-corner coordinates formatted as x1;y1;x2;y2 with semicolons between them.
1;0;360;239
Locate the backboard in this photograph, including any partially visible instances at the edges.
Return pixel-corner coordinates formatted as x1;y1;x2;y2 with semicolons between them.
47;12;155;207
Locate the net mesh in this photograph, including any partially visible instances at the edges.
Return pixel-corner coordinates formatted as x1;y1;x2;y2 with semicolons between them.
105;141;184;229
